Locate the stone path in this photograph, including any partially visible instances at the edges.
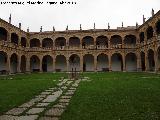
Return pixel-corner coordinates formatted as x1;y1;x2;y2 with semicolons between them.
0;77;87;120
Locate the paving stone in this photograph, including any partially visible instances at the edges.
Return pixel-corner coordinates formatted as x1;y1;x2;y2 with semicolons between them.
65;91;74;96
0;115;18;120
27;108;45;115
53;104;66;108
17;115;38;120
72;83;78;87
35;94;47;98
32;97;44;102
36;102;50;107
69;87;76;90
5;107;27;115
45;89;54;92
42;95;58;103
68;90;76;92
58;102;69;106
61;96;72;99
39;116;59;120
41;92;51;95
49;88;57;90
19;100;35;108
61;86;67;90
59;98;70;103
45;108;65;116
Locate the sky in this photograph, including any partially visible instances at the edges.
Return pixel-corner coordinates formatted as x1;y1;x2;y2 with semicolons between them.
0;0;160;32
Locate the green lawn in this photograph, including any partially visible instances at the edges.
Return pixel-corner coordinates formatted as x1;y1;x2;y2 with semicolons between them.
61;72;160;120
0;73;66;115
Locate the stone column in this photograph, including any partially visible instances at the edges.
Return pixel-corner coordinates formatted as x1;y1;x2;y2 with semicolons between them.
7;32;11;43
66;57;69;72
53;56;55;72
108;54;111;71
6;54;11;74
40;56;42;72
154;51;158;72
17;55;21;73
137;52;141;71
80;55;83;72
145;52;149;71
94;55;97;72
122;54;126;71
26;56;30;73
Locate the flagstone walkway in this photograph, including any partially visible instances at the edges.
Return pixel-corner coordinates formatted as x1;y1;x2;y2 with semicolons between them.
0;77;88;120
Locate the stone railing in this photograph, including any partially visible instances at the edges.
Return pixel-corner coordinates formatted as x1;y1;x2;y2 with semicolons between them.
124;44;136;49
96;45;108;49
110;44;122;49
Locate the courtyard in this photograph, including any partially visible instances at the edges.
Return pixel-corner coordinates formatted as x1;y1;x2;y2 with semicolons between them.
0;72;160;120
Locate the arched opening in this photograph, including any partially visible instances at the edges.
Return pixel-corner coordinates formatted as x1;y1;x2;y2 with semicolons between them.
10;53;18;73
20;55;26;73
96;36;108;49
42;38;53;48
157;47;160;71
111;53;123;71
30;55;40;72
0;27;7;41
69;54;80;72
83;54;94;71
69;37;80;47
97;53;109;71
30;38;40;47
146;26;153;39
148;49;155;71
140;52;146;71
82;36;94;48
110;35;122;48
139;32;144;43
124;35;136;46
21;37;27;47
0;51;7;74
42;55;53;72
55;37;66;48
156;20;160;35
11;33;18;45
55;55;67;72
125;53;137;71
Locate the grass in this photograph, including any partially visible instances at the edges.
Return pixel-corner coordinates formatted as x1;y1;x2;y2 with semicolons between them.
0;72;66;115
61;72;160;120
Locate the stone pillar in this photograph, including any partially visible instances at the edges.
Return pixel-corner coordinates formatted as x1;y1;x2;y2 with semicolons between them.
6;54;11;74
137;52;141;71
26;56;30;73
94;55;97;72
7;33;11;43
145;52;149;71
80;55;83;72
108;54;111;71
122;54;126;71
40;56;42;72
53;56;55;72
66;57;69;72
17;55;21;73
154;51;158;72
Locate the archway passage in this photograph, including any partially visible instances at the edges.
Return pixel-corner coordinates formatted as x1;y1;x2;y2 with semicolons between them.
158;47;160;71
125;53;137;71
139;32;144;43
111;53;123;71
110;35;122;48
42;55;53;72
0;51;7;74
83;54;94;72
148;49;155;71
21;37;27;47
10;53;18;73
20;55;26;73
156;20;160;35
0;27;7;41
146;26;153;39
97;53;109;71
140;52;146;71
69;37;80;47
96;36;108;48
69;54;80;72
82;36;94;48
42;38;53;48
11;33;18;45
55;55;66;72
55;37;66;48
124;35;136;46
30;55;40;72
30;38;40;47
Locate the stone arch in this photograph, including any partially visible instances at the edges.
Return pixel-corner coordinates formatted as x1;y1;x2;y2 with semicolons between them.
125;53;137;71
21;37;27;47
30;38;40;47
82;36;94;48
42;55;53;72
110;35;122;48
147;49;155;71
0;27;8;41
55;55;67;72
83;54;94;71
55;37;66;48
42;38;53;48
139;32;144;43
111;53;123;71
96;35;108;48
0;51;7;73
20;55;26;73
140;51;146;71
124;35;136;45
30;55;40;72
69;54;80;71
10;53;18;73
69;37;80;47
156;20;160;34
146;26;153;39
11;33;19;45
97;53;109;71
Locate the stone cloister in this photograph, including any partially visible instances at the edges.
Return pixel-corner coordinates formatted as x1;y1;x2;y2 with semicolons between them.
0;10;160;74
